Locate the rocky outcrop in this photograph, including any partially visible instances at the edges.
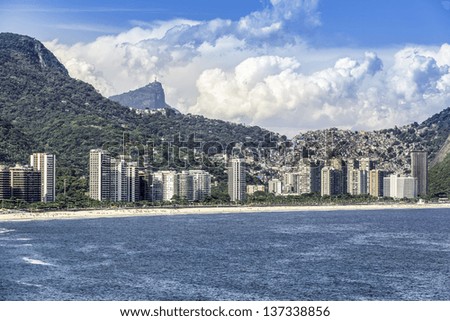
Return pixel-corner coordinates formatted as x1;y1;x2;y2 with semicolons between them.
109;81;174;110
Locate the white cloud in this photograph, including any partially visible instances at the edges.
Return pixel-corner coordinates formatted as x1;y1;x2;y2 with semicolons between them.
189;52;385;131
46;0;319;97
44;0;450;136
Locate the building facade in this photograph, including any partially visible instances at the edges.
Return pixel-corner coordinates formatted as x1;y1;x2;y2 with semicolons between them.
297;160;322;194
410;151;428;196
246;185;265;195
189;170;211;202
152;170;177;202
109;158;139;202
176;171;193;201
138;170;153;201
0;165;11;200
369;169;387;197
30;153;56;203
89;150;139;202
228;158;246;202
10;165;41;203
356;170;368;195
321;167;343;196
283;173;299;194
268;179;283;195
383;174;418;199
89;149;112;201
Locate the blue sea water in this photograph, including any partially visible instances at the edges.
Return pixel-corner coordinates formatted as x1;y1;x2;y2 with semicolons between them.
0;208;449;300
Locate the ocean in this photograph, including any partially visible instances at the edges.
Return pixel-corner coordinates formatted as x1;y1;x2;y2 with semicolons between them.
0;208;449;300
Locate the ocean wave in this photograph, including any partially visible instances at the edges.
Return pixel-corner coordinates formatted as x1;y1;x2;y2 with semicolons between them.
17;280;43;288
22;257;54;266
0;228;15;234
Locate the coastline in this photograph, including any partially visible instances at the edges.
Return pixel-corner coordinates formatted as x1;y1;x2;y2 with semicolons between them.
1;203;449;222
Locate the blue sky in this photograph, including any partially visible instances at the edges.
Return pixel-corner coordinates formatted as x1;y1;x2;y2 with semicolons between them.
1;0;450;135
2;0;449;46
0;0;263;43
317;0;450;47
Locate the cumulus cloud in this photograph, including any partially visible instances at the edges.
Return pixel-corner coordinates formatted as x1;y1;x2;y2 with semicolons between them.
44;0;450;136
190;52;385;130
237;0;320;39
46;0;319;97
190;46;450;133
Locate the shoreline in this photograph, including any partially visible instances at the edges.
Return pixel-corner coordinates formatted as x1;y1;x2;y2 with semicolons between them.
0;203;449;222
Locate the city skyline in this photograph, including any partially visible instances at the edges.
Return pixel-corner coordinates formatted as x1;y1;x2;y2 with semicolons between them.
0;143;431;204
1;1;450;136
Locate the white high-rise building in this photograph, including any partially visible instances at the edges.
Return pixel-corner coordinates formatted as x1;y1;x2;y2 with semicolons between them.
175;171;193;201
109;158;139;202
283;173;299;194
189;170;211;201
30;153;56;202
126;162;139;202
268;179;283;195
397;176;418;199
228;158;246;202
110;158;125;202
152;170;177;202
89;149;112;201
89;150;139;202
383;174;418;199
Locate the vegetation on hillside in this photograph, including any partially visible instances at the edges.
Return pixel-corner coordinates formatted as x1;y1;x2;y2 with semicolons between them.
0;32;449;202
0;33;275;197
429;152;450;197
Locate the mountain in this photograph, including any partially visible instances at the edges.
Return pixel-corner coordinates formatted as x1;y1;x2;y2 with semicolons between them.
431;134;450;167
289;107;450;175
429;152;450;196
0;33;68;75
0;32;449;198
0;33;275;177
429;129;450;196
109;80;178;112
416;107;450;161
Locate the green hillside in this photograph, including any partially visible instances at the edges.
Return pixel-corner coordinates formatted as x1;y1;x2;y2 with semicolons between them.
0;117;33;164
429;152;450;197
0;33;274;175
0;32;449;201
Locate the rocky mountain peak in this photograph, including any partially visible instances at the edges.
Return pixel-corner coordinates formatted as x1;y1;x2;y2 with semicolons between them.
109;80;169;110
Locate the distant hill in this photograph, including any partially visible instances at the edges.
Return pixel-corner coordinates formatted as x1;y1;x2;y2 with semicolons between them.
109;80;178;113
429;131;450;197
0;32;449;197
0;33;275;177
431;134;450;167
417;107;450;161
429;152;450;196
291;107;450;175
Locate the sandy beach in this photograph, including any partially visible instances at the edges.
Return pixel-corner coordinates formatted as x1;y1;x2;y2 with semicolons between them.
0;203;449;222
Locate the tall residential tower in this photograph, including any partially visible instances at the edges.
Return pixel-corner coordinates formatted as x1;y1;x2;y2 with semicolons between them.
228;158;246;202
89;149;112;201
410;151;428;196
30;153;56;202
